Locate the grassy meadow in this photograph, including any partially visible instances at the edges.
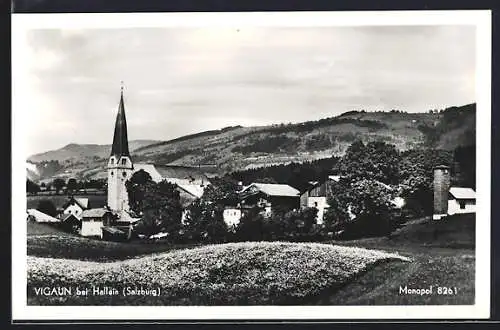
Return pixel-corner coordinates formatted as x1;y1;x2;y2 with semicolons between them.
26;214;475;305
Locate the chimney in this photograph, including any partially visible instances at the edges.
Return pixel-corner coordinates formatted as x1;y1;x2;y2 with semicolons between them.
433;165;451;220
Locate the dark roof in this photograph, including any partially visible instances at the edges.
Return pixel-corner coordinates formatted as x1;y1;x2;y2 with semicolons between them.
110;89;130;158
62;213;80;222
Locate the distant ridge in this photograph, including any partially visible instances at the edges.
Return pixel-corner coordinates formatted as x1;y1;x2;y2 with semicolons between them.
28;140;160;163
27;104;475;181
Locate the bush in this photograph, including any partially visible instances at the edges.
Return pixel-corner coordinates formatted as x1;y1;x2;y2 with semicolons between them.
183;200;229;243
234;206;267;241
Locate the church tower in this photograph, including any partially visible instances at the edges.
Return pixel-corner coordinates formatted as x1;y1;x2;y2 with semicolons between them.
107;84;133;214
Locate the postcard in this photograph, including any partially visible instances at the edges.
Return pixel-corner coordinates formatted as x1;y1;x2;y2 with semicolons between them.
11;10;491;321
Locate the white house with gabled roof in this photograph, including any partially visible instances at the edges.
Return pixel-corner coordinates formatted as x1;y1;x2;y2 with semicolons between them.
448;187;476;215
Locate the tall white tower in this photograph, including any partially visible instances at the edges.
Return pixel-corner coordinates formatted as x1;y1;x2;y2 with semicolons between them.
107;84;134;214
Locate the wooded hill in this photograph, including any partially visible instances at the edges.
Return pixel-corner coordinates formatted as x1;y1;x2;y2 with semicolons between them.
27;103;475;181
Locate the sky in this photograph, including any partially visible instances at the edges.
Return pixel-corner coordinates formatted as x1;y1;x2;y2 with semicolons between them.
18;25;475;155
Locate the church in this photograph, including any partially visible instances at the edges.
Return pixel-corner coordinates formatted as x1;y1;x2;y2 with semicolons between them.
80;86;141;239
79;85;217;239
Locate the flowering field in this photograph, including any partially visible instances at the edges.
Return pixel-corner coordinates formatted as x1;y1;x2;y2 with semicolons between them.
27;241;409;305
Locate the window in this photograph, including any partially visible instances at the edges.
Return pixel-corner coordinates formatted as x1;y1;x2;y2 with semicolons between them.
111;171;114;176
121;158;126;165
110;158;114;165
459;201;466;209
122;172;127;177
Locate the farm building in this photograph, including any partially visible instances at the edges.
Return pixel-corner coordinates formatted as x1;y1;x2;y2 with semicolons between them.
240;183;300;217
448;187;476;215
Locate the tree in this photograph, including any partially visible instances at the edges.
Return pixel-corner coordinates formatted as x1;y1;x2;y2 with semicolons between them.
183;199;228;243
126;173;183;238
398;148;453;216
234;206;266;241
324;179;398;238
36;200;57;217
52;178;65;195
202;177;240;206
335;140;400;185
66;178;78;193
26;179;40;195
129;169;152;186
453;145;476;189
182;178;237;243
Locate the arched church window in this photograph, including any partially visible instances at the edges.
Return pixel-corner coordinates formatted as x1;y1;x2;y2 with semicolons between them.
111;171;114;176
122;158;126;165
122;172;127;177
110;158;114;165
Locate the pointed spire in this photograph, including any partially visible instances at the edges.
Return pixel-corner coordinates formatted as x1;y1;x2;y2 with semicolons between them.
111;82;130;157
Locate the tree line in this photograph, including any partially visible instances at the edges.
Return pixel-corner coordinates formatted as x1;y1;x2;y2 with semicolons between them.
27;178;106;195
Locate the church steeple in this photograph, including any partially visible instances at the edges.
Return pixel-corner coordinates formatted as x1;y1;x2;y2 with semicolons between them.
107;82;133;213
111;83;130;157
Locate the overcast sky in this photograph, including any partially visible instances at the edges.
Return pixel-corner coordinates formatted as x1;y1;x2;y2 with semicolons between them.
20;26;475;155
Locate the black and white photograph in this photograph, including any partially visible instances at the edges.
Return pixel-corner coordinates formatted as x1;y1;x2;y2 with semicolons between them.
11;11;491;320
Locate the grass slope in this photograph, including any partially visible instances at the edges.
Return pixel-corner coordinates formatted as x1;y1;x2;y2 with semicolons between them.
315;214;476;305
27;242;409;305
27;235;199;262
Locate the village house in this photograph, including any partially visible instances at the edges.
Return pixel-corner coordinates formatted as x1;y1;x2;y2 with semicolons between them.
448;187;476;215
61;196;88;219
81;208;114;238
223;207;242;227
240;183;301;218
59;213;81;234
300;175;341;225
